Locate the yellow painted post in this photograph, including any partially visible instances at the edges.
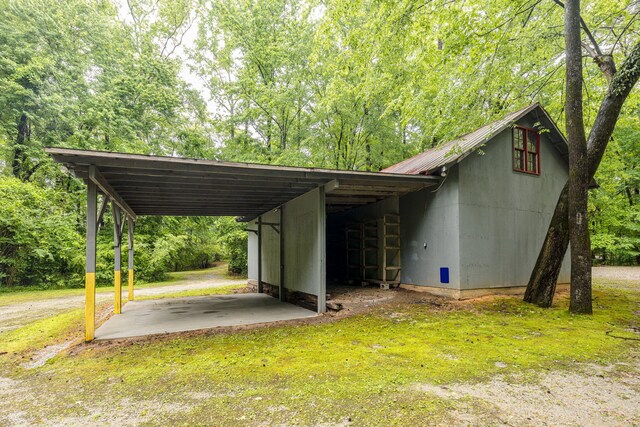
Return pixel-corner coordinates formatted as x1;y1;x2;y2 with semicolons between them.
127;219;135;301
85;180;97;342
128;269;134;301
85;272;95;341
114;270;121;314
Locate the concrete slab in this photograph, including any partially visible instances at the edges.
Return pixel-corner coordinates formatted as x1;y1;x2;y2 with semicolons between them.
95;293;317;340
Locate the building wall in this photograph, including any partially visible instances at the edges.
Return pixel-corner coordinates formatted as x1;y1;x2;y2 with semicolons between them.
457;117;570;290
260;210;282;287
399;166;461;289
283;188;324;297
248;219;258;282
247;188;325;311
246;210;282;287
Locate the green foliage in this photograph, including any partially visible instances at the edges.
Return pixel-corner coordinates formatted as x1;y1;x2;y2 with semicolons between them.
213;217;248;275
0;176;83;288
590;111;640;265
1;0;639;291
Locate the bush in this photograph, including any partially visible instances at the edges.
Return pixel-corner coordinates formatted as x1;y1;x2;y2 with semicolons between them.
0;176;83;288
214;217;248;275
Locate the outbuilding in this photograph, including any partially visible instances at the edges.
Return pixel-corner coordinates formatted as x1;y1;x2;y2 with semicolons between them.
47;102;570;341
248;102;570;300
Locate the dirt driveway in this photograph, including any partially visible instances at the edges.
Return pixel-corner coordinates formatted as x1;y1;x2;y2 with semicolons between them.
0;268;246;333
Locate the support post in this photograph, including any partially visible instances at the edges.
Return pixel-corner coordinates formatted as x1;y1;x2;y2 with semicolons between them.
317;187;327;313
257;216;263;293
112;204;122;314
279;207;285;302
85;180;97;341
128;218;135;301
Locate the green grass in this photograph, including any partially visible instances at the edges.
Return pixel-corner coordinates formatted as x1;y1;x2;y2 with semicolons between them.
135;284;248;301
1;282;639;425
0;263;243;307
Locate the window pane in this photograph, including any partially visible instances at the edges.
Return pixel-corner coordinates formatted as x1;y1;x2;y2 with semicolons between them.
514;150;523;169
528;131;537;153
514;128;524;149
528;153;537;173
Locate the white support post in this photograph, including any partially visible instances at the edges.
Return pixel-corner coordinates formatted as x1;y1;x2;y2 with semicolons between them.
257;216;263;293
279;208;285;302
317;186;327;313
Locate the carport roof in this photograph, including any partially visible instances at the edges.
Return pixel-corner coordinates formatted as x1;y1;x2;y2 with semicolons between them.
46;147;439;220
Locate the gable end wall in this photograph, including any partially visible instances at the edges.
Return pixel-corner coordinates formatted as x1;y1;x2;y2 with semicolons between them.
457;117;570;290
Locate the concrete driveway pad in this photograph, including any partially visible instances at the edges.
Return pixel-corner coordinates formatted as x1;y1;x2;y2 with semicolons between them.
95;293;317;340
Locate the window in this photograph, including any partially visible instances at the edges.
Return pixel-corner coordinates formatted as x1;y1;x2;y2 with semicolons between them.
512;126;540;175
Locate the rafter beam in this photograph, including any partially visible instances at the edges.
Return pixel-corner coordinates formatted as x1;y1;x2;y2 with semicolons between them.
89;165;137;221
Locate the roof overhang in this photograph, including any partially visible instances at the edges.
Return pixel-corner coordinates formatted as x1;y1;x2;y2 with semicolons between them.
46;148;439;221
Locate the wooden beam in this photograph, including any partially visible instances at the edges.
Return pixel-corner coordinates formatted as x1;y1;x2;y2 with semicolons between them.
110;181;315;192
89;165;137;221
115;188;306;198
324;179;340;193
325;197;379;205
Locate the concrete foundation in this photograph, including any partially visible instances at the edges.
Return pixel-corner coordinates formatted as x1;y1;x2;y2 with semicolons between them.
400;283;570;299
95;293;316;340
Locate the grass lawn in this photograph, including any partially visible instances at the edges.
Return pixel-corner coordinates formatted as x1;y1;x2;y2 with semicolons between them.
135;284;249;301
0;263;239;307
0;276;639;425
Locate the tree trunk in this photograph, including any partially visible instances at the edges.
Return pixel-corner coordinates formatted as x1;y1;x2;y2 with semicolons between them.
11;113;29;179
525;40;640;307
565;0;592;314
523;184;569;306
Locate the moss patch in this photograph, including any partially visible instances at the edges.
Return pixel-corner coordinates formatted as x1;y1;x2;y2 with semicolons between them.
1;284;638;425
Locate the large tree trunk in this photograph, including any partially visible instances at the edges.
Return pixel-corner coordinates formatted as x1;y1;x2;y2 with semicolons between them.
565;0;592;314
523;184;569;306
525;40;640;307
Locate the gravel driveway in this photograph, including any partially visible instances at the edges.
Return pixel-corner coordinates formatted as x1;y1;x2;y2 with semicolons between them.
0;269;246;333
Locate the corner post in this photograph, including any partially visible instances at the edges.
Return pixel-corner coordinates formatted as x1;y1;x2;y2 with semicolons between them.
257;216;263;293
112;203;122;314
279;207;285;302
85;180;98;341
317;186;327;313
127;218;135;301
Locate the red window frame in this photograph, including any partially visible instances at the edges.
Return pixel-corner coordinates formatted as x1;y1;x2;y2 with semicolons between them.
512;126;540;175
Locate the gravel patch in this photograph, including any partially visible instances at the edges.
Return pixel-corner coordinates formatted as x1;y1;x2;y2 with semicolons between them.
593;266;640;283
414;362;640;426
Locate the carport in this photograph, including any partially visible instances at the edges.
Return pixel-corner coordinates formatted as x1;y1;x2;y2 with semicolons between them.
46;148;438;341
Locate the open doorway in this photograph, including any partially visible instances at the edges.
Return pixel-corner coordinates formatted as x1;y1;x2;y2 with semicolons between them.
326;197;402;290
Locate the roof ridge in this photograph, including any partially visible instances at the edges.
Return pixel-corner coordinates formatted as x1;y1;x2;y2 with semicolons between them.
382;103;541;175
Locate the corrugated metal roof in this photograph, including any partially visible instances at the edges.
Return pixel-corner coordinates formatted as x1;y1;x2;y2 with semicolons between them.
383;103;547;175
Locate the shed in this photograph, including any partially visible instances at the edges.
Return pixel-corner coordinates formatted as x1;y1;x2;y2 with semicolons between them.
47;102;571;341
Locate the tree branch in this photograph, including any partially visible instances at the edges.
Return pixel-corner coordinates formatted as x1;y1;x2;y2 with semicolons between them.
552;0;616;81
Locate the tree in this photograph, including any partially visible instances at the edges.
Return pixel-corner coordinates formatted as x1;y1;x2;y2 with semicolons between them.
564;0;591;313
524;38;640;308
